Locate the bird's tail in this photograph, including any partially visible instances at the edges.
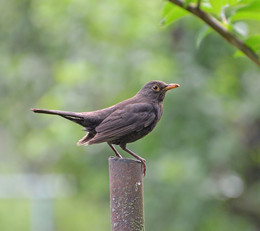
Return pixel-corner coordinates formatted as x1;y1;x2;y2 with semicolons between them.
31;108;86;127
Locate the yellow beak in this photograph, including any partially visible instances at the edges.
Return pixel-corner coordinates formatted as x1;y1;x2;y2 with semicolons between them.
164;83;180;90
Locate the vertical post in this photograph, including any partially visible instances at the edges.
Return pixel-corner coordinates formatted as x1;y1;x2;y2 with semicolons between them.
109;157;145;231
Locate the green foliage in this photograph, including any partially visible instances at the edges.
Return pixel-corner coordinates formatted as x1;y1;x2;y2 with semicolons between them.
161;2;188;26
0;0;260;231
196;25;213;47
162;0;260;54
245;35;260;55
230;1;260;21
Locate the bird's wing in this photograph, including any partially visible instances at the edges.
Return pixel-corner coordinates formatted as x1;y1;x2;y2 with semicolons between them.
87;103;156;144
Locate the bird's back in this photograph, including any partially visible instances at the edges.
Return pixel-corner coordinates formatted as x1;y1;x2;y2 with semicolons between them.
86;96;163;146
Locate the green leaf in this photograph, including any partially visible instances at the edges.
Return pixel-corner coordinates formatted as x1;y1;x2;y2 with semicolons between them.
162;2;175;18
227;0;239;5
239;0;255;3
244;35;260;53
209;0;227;15
200;3;215;14
231;12;260;21
196;26;213;47
237;0;260;12
207;0;240;16
184;0;196;8
230;0;260;21
161;2;188;27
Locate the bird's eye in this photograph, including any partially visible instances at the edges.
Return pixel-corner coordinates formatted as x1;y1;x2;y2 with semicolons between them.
152;85;160;92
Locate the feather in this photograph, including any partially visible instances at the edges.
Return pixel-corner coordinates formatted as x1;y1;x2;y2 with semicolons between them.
87;103;156;144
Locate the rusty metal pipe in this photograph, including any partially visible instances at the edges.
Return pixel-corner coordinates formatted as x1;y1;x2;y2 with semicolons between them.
109;156;145;231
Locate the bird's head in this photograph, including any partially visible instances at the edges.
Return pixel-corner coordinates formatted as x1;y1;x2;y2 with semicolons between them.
137;80;180;102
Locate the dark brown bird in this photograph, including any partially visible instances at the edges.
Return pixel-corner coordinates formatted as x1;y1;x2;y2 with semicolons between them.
31;80;180;175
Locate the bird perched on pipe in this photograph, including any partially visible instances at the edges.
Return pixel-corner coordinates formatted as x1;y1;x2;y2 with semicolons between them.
31;80;180;175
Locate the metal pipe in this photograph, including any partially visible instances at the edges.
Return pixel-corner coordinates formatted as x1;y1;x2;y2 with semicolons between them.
109;156;145;231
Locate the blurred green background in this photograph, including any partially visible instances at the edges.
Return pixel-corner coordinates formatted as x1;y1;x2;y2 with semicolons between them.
1;0;260;230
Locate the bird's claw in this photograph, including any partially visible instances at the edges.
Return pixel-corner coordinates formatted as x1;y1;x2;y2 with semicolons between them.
139;158;146;176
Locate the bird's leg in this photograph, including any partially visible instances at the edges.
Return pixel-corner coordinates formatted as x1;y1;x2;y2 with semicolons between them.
120;144;146;176
108;143;122;158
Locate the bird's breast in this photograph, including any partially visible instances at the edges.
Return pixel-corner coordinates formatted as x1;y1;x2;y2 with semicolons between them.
155;102;163;122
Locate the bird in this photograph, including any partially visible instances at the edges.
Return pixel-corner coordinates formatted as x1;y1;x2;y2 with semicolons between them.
31;80;180;175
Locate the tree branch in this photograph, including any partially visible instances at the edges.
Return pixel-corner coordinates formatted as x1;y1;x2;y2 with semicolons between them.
168;0;260;66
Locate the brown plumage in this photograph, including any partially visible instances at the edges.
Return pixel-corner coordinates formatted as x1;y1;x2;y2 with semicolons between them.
31;80;180;175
